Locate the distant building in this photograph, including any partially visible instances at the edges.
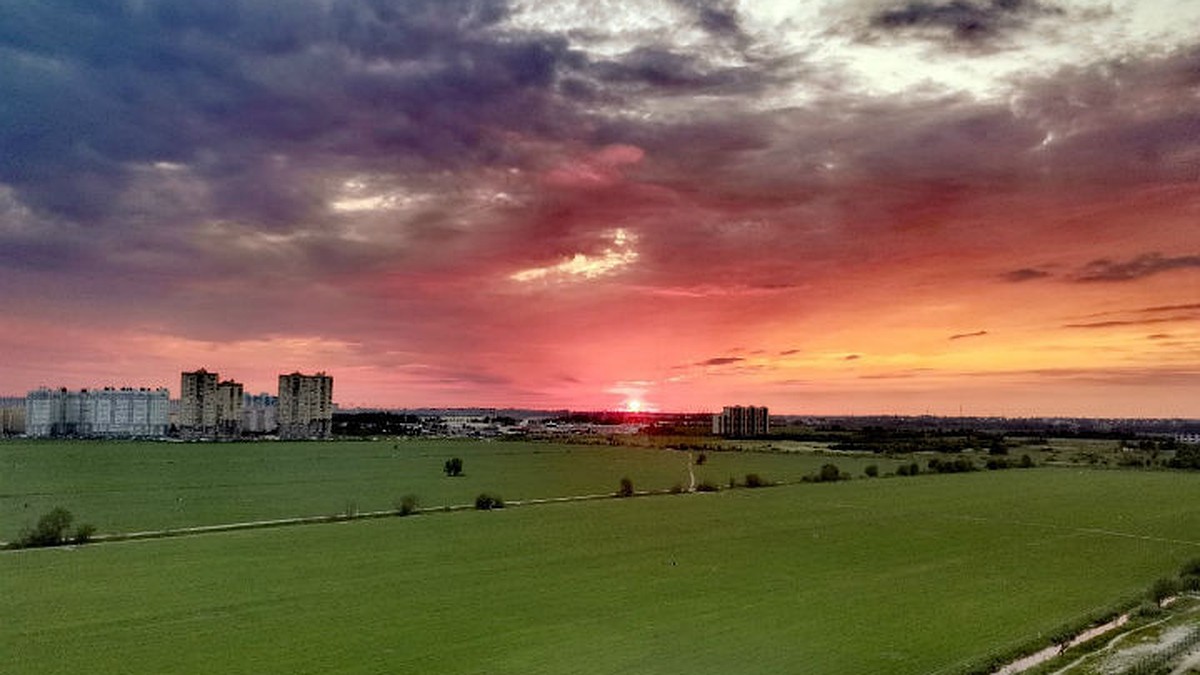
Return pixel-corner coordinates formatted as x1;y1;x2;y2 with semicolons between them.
180;370;243;438
216;380;244;438
712;405;769;438
179;369;219;438
277;372;333;440
0;397;26;436
242;393;278;434
25;387;169;438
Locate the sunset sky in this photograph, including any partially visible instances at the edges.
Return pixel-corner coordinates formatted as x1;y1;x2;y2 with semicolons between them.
1;0;1197;416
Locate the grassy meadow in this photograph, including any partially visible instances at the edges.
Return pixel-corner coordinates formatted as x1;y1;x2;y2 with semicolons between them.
1;439;909;538
5;461;1200;674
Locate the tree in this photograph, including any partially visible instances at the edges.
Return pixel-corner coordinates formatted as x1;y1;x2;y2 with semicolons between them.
618;477;634;497
444;457;464;477
19;507;74;548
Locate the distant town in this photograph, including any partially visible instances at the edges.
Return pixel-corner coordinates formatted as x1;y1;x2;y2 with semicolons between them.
0;371;1198;445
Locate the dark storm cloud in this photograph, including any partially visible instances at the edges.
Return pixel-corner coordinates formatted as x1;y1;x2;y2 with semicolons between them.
0;0;578;226
867;0;1065;46
1073;253;1200;283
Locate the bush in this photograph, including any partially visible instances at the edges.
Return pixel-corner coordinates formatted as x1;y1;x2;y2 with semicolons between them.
1136;600;1165;618
18;507;75;548
444;457;464;477
1019;454;1035;468
396;494;419;516
1150;577;1180;604
669;483;684;494
1180;558;1200;577
618;477;634;497
695;452;707;466
864;465;879;478
474;493;504;510
695;480;719;492
744;473;766;488
818;463;842;483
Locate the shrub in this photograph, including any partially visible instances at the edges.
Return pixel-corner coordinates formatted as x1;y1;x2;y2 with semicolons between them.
1150;577;1180;604
618;477;634;497
669;483;684;494
474;493;504;510
728;475;737;489
896;464;911;477
1136;600;1165;618
444;457;464;477
864;465;879;478
396;494;419;516
695;480;719;492
18;507;74;548
818;463;842;483
1019;454;1035;468
744;473;766;488
1181;574;1200;592
1180;558;1200;577
695;452;707;466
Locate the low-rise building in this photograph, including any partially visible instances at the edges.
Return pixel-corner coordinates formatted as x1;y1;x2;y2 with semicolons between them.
25;387;169;438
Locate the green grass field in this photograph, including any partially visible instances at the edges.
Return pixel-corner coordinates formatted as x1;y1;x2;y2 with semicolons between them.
5;466;1200;674
0;439;907;537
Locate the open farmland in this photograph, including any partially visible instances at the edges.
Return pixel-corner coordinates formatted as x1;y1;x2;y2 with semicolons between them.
1;439;908;538
5;468;1200;674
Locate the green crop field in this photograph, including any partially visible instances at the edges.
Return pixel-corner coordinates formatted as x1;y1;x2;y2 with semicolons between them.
5;467;1200;674
0;439;907;538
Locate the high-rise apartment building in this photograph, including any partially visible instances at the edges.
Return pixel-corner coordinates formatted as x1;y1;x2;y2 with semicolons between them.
712;405;770;438
277;372;333;440
179;369;218;437
216;380;244;438
25;387;169;438
180;370;243;438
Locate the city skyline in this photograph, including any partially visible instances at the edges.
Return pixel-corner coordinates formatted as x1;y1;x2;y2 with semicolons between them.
1;1;1197;417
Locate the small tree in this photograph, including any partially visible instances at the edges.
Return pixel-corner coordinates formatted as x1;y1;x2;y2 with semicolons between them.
695;452;707;466
19;507;74;548
864;465;879;478
444;457;464;477
72;523;97;545
744;473;765;488
618;477;634;497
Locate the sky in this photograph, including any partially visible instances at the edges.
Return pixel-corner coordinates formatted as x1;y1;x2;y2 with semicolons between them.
1;0;1197;417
